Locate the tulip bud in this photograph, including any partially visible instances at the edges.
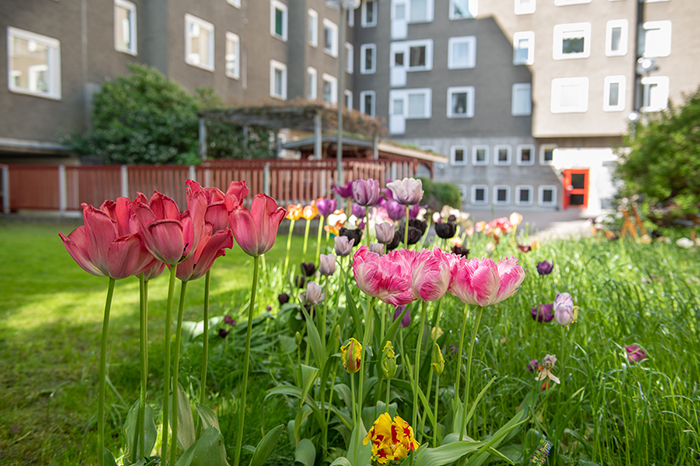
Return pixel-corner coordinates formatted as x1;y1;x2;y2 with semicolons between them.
218;328;230;339
393;305;411;328
431;343;445;376
537;260;554;275
224;315;236;326
301;262;316;277
375;222;395;244
340;338;362;373
295;331;303;347
319;254;337;276
387;178;424;206
527;359;538;373
333;325;341;347
381;341;398;380
352;203;367;219
435;221;457;239
370;243;385;255
352;178;380;207
334;235;355;257
302;281;325;305
316;197;337;217
553;292;576;326
278;293;290;305
294;274;306;288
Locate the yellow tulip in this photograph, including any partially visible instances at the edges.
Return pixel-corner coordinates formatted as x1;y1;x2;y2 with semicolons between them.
340;338;362;373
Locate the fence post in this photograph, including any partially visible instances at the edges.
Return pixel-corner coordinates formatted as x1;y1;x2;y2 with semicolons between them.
314;114;322;160
373;136;379;160
263;163;271;196
120;165;129;198
1;165;9;214
189;165;196;182
58;165;67;214
199;117;207;161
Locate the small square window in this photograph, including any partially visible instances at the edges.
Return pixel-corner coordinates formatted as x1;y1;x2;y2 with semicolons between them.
517;145;535;165
271;1;288;41
472;185;488;205
270;60;287;100
472;146;488;165
360;90;376;117
513;32;534;65
448;36;476;69
539;145;556;165
409;0;434;23
514;0;535;15
322;73;338;105
362;0;377;27
185;14;215;71
495;145;511;165
553;23;591;60
494;185;510;205
539;185;558;206
447;87;475;118
551;77;589;113
606;20;627;56
307;67;317;100
323;19;339;57
308;9;318;47
604;76;626;112
516;185;534;206
361;44;376;74
115;0;137;55
7;27;61;99
451;146;467;165
512;83;532;116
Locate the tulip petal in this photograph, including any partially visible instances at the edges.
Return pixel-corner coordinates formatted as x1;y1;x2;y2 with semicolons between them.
107;233;146;279
59;228;106;277
229;205;259;256
84;205;118;275
147;219;185;264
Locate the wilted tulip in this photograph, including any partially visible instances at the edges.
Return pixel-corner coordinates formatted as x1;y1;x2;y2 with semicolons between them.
319;254;337;276
316;197;337;217
333;181;354;199
518;244;532;253
339;227;363;247
431;343;445;376
278;293;290;305
451;245;469;258
381;341;398;379
370;243;385;255
531;303;554;323
229;194;287;257
301;262;316;277
535;354;560;385
375;223;394;244
527;359;538;373
387;178;424;205
435;221;457;239
553;292;578;326
393;305;411;328
449;256;525;307
302;282;325;305
625;344;647;364
334;235;355;256
537;260;554;275
352;178;381;207
340;338;362;373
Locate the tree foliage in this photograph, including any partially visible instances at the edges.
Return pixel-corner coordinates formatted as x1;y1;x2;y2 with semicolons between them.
62;64;272;164
618;86;700;214
418;177;462;210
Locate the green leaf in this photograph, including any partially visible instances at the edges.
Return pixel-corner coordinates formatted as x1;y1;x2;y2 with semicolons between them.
123;400;157;462
294;438;316;466
173;427;228;466
383;304;408;348
329;458;353;466
104;449;118;466
171;382;196;451
195;404;220;433
461;376;496;435
344;280;363;337
300;364;320;400
250;424;285;466
347;420;371;466
414;440;486;466
300;307;325;371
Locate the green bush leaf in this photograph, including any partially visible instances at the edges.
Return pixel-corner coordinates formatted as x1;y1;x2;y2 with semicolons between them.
195;404;220;433
123;400;157;462
173;427;228;466
250;424;285;466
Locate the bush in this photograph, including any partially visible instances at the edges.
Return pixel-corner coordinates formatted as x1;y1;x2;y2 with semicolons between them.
418;177;462;210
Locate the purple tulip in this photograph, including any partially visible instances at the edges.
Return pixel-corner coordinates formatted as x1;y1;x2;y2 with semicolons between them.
527;359;538;373
384;199;405;221
294;274;306;288
448;344;458;358
333;181;354;199
218;328;230;339
375;222;395;244
278;293;290;305
316;197;337;217
319;254;337;276
301;262;316;277
352;179;381;207
224;315;237;326
408;204;426;220
387;178;424;205
393;305;411;328
625;345;647;364
352;203;366;219
537;260;554;275
334;235;355;256
370;243;385;255
553;292;575;326
530;303;554;323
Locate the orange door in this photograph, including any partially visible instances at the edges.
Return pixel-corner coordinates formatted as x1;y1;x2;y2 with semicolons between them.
562;169;589;209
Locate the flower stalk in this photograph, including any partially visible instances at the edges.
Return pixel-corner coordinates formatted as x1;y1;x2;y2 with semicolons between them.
460;305;484;440
283;219;295;276
412;300;428;436
170;280;189;464
315;215;325;263
160;265;177;462
138;274;148;456
353;297;375;463
97;278;116;466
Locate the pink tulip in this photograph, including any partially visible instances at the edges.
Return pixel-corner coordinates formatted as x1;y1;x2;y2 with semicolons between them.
352;245;417;306
186;180;229;233
387;178;424;206
228;193;286;257
449;256;525;307
60;198;156;279
176;223;233;281
224;180;250;211
133;187;207;265
411;247;453;302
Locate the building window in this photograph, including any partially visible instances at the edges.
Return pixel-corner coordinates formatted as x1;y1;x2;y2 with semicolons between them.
344;90;353;110
641;76;669;112
362;0;378;27
540;146;556;165
391;40;433;71
347;8;355;27
271;1;288;41
472;185;488;205
346;43;354;73
603;76;625;112
555;0;590;5
551;77;589;113
360;90;376;117
307;67;317;100
361;44;376;74
227;0;241;7
606;20;627;56
185;14;214;70
323;19;339;57
450;0;477;19
457;184;468;203
323;73;338;105
472;146;489;166
7;27;61;100
451;146;467;166
447;86;475;118
448;36;476;69
513;32;534;65
409;0;434;23
517;145;535;165
495;145;511;165
640;21;672;58
515;0;536;15
390;89;432;118
553;23;591;60
115;0;137;55
512;83;532;116
270;60;287;99
539;185;557;206
308;9;318;47
493;186;511;206
516;186;534;206
225;32;240;79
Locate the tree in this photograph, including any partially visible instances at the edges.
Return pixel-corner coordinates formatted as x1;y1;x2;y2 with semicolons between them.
617;86;700;215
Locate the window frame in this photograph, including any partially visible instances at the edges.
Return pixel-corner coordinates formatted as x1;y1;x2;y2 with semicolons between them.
640;21;672;58
185;14;215;71
323;18;339;57
551;77;589;113
512;83;532;116
451;145;468;166
344;89;353;110
514;0;536;15
539;145;556;165
446;86;475;118
114;0;137;55
471;184;488;205
603;75;626;112
447;36;476;69
538;185;558;207
493;185;511;206
362;0;378;27
270;0;288;41
516;144;535;166
407;0;435;24
345;43;354;74
347;8;355;27
513;31;534;65
360;90;376;117
641;76;670;112
307;66;317;100
494;145;512;166
554;0;590;5
225;32;240;79
7;27;62;100
553;22;591;60
322;73;338;105
457;184;468;203
360;44;377;74
270;59;287;100
227;0;241;7
449;0;478;20
472;145;489;166
605;19;628;57
390;39;434;72
308;9;318;47
515;185;534;206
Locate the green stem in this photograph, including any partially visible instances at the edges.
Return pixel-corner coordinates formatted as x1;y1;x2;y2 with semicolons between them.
353;297;375;463
412;300;428;437
321;275;328;355
404;205;410;247
138;274;147;457
453;303;469;402
433;375;440;447
386;378;391;410
302;219;312;260
234;256;260;466
197;270;211;436
420;372;433;438
460;306;484;441
350;371;357;430
315;215;325;263
97;278;116;466
170;280;188;464
284;220;295;277
161;265;177;462
365;206;370;247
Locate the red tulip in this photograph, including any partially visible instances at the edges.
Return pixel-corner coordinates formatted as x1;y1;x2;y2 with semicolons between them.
228;193;286;257
59;198;155;279
352;245;417;306
133;187;207;265
224;180;249;211
176;223;233;281
186;180;229;233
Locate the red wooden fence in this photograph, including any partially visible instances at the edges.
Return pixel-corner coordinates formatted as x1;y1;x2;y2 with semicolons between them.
2;158;416;213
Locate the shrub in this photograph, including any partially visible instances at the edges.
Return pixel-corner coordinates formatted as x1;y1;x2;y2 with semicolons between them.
418;177;462;210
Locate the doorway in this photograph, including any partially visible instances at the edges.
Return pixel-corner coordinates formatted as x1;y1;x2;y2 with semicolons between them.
563;169;589;209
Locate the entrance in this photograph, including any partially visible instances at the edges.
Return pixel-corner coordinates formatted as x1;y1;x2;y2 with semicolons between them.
563;169;589;209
